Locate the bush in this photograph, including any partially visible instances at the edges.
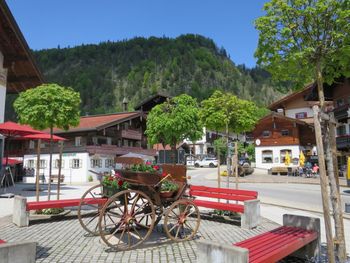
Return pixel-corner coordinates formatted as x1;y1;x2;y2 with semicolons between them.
88;175;93;182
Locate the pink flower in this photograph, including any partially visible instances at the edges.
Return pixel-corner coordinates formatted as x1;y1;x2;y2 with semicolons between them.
145;161;152;165
162;172;167;178
153;165;159;170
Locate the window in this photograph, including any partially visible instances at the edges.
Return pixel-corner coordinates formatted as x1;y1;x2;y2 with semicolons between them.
107;137;112;145
40;142;46;148
105;159;114;168
29;140;35;149
336;98;345;107
92;137;98;145
70;159;82;169
27;159;35;168
40;160;47;168
262;130;271;138
54;159;65;169
281;130;289;136
91;159;102;168
295;112;307;119
75;137;82;146
123;139;128;147
262;150;273;163
280;149;292;163
337;125;346;136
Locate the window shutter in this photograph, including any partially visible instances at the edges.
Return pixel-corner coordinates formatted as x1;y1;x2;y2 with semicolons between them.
69;159;73;168
79;159;82;168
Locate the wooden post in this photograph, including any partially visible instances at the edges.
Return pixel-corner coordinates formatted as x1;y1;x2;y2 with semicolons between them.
325;114;347;261
35;139;41;202
226;122;230;188
217;150;221;189
312;105;335;262
57;141;63;200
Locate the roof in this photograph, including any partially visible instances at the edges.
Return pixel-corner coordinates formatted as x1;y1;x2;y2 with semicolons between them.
268;83;315;110
257;112;314;128
134;92;170;111
51;112;142;134
0;0;43;93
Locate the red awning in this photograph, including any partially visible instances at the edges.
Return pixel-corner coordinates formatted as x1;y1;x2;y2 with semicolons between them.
22;133;67;142
0;121;43;137
2;158;22;166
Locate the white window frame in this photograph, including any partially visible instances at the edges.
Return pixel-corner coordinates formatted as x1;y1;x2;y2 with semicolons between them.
280;149;292;163
75;136;82;147
29;140;35;149
70;159;82;169
105;159;114;168
91;159;102;168
27;159;35;168
40;160;47;168
262;150;273;163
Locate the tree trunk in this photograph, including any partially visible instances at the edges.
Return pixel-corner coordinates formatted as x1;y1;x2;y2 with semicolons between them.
35;139;41;202
313;105;335;262
325;116;347;262
57;141;63;200
47;126;53;201
216;131;221;189
316;61;346;261
225;122;230;188
234;141;238;190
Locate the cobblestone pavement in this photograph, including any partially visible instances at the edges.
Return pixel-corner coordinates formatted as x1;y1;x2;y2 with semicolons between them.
0;215;279;262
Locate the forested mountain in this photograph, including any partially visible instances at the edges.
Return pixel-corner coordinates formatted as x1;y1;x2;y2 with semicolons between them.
6;34;290;119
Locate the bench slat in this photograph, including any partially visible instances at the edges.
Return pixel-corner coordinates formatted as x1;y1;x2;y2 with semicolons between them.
191;185;258;198
26;198;107;211
234;226;318;263
0;240;6;244
193;200;244;213
190;190;255;202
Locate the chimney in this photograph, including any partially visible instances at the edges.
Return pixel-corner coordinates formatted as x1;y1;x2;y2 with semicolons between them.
122;97;128;112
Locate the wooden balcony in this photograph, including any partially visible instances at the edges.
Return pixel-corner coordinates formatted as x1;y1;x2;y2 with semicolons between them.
333;104;349;121
121;129;142;140
336;135;350;150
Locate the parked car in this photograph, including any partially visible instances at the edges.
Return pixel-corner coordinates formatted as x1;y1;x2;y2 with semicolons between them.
239;157;251;166
194;157;218;168
186;156;196;166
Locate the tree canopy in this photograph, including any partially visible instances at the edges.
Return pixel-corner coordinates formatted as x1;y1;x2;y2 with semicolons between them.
255;0;350;88
145;94;202;149
200;90;260;134
14;84;81;131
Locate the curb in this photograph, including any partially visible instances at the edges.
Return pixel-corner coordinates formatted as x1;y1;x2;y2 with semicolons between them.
261;202;350;220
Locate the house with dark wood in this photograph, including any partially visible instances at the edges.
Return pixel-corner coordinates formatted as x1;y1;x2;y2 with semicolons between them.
252;113;316;169
21;111;156;183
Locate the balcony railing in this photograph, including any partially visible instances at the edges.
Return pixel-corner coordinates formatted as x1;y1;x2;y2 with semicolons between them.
333;104;349;121
121;129;142;140
336;135;350;149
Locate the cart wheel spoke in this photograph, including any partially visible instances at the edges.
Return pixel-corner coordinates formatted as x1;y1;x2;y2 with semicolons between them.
163;199;200;242
99;189;155;250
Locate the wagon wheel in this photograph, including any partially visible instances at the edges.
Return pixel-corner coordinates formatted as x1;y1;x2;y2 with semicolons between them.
98;189;156;250
78;184;106;236
163;199;200;242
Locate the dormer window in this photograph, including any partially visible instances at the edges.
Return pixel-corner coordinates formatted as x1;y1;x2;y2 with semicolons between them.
262;130;271;138
281;130;289;136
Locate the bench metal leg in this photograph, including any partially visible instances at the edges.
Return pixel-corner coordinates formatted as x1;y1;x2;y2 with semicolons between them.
196;239;248;263
241;199;260;229
12;196;29;227
0;241;37;263
283;214;320;261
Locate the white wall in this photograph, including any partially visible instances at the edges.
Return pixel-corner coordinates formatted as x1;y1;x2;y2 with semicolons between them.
255;145;301;170
0;51;7;124
23;152;116;183
285;107;313;119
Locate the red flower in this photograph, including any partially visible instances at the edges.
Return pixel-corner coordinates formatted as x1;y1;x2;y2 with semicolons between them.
114;172;121;178
162;172;168;178
118;180;123;187
153;165;159;170
145;161;152;165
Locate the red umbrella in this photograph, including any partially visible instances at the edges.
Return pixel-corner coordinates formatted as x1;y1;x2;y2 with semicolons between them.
2;158;22;166
0;121;43;137
22;133;67;142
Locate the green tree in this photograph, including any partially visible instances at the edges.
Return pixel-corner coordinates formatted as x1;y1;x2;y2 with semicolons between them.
255;1;350;260
145;94;202;163
14;84;81;200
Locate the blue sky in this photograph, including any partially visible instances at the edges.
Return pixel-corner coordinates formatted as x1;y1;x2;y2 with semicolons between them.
7;0;267;67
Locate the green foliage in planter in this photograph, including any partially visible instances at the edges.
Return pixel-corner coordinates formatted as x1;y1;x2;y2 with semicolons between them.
36;208;65;215
88;175;93;182
161;180;179;192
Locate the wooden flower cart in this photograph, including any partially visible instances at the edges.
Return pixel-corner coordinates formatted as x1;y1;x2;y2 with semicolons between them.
77;165;200;251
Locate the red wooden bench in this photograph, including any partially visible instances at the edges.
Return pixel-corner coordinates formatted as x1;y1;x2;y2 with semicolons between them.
189;185;260;229
0;239;6;244
13;196;107;227
197;214;321;263
234;226;318;263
